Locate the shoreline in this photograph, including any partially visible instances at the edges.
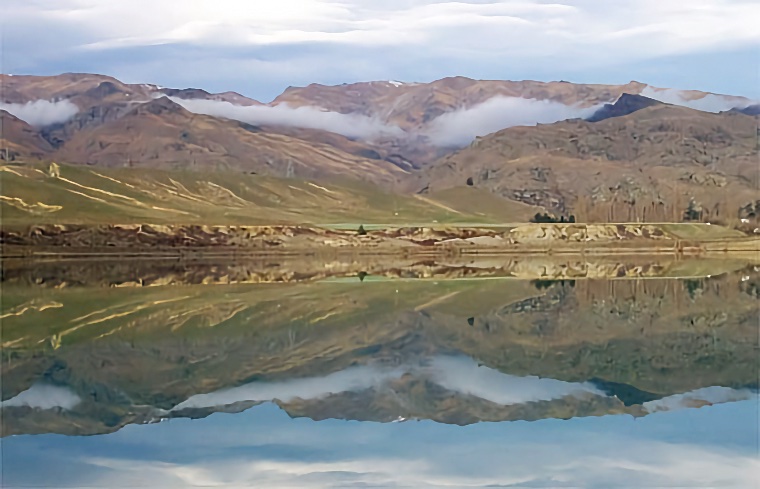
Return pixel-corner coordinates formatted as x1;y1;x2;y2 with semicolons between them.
2;222;758;259
3;254;758;288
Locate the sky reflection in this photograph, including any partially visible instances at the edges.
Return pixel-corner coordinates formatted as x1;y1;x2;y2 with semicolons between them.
3;396;758;488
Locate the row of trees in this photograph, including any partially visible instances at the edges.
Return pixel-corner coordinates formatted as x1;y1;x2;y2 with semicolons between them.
571;194;752;224
530;213;576;223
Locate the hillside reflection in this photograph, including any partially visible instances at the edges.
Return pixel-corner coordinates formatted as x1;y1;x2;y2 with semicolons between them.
2;257;759;487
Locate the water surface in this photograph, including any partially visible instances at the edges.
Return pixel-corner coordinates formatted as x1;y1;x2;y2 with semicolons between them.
2;257;759;487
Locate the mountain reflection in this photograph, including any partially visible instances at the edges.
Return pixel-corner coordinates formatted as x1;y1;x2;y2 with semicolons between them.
1;257;759;487
173;355;604;411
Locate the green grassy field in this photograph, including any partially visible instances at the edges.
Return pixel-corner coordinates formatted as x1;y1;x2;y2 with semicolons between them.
0;163;540;226
660;223;747;239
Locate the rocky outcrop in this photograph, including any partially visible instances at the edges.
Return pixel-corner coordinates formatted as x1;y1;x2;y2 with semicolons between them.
506;224;669;243
587;93;662;122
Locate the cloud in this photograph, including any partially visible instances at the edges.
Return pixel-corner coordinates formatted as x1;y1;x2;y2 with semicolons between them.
173;355;605;410
167;97;402;140
426;97;601;147
0;99;79;126
641;86;756;112
6;400;759;488
642;386;756;413
0;384;81;410
126;445;760;489
427;356;604;404
172;363;409;410
4;382;759;489
3;1;760;101
6;0;758;58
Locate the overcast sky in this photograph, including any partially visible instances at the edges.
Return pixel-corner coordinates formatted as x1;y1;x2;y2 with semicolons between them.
4;400;759;487
2;0;759;101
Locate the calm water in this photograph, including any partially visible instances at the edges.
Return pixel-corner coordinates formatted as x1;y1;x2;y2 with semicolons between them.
1;258;759;488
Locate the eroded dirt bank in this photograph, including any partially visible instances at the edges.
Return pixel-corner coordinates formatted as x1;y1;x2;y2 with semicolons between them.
2;223;758;257
6;255;755;289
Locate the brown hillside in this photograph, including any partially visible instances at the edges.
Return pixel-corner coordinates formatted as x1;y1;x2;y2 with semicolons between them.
414;105;759;221
0;111;54;160
273;78;751;131
52;97;408;184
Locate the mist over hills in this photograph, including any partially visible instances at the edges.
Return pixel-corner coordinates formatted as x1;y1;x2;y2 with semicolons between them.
1;73;758;224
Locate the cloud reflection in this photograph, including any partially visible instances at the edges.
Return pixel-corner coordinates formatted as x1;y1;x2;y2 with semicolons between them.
173;355;604;411
0;383;81;410
3;400;757;488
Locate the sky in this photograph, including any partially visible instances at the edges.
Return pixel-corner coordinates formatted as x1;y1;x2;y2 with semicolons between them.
2;0;759;102
3;400;759;488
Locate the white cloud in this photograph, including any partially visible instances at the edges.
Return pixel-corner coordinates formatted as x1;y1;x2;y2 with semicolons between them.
0;99;79;126
173;355;604;410
7;0;759;58
641;86;756;112
643;386;755;413
426;96;601;147
427;356;603;404
29;421;760;488
3;1;760;100
0;384;81;410
167;97;403;140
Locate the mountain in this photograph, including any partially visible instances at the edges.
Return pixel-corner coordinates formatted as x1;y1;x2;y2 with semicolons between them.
728;104;760;116
51;97;407;183
3;74;753;170
1;73;260;108
0;111;54;160
155;87;261;106
272;77;748;130
2;73;757;224
414;104;759;219
586;93;663;122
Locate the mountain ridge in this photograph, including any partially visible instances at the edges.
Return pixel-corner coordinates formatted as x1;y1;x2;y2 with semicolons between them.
2;73;758;225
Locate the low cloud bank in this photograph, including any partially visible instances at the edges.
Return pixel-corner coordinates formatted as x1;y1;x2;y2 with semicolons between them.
427;356;602;404
641;87;754;113
426;97;601;147
167;97;403;140
0;383;81;410
643;386;755;414
172;355;602;410
0;99;79;126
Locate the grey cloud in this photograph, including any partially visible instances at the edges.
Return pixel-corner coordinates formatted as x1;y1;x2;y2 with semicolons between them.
172;363;409;410
642;386;755;414
168;97;403;140
172;355;604;411
3;1;760;103
426;97;602;147
0;99;79;127
641;86;755;113
0;384;81;410
427;356;603;404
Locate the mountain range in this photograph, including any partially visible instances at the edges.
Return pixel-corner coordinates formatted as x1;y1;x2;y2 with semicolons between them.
1;73;758;224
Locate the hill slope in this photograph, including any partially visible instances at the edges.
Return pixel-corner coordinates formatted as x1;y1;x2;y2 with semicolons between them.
0;162;540;225
4;73;754;173
0;111;54;160
51;97;408;184
414;105;759;221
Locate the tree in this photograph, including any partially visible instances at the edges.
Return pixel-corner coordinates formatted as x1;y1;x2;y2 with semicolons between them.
357;224;367;235
683;199;702;222
466;177;474;186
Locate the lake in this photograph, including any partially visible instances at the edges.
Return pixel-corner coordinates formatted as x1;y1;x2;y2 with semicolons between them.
1;257;759;488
